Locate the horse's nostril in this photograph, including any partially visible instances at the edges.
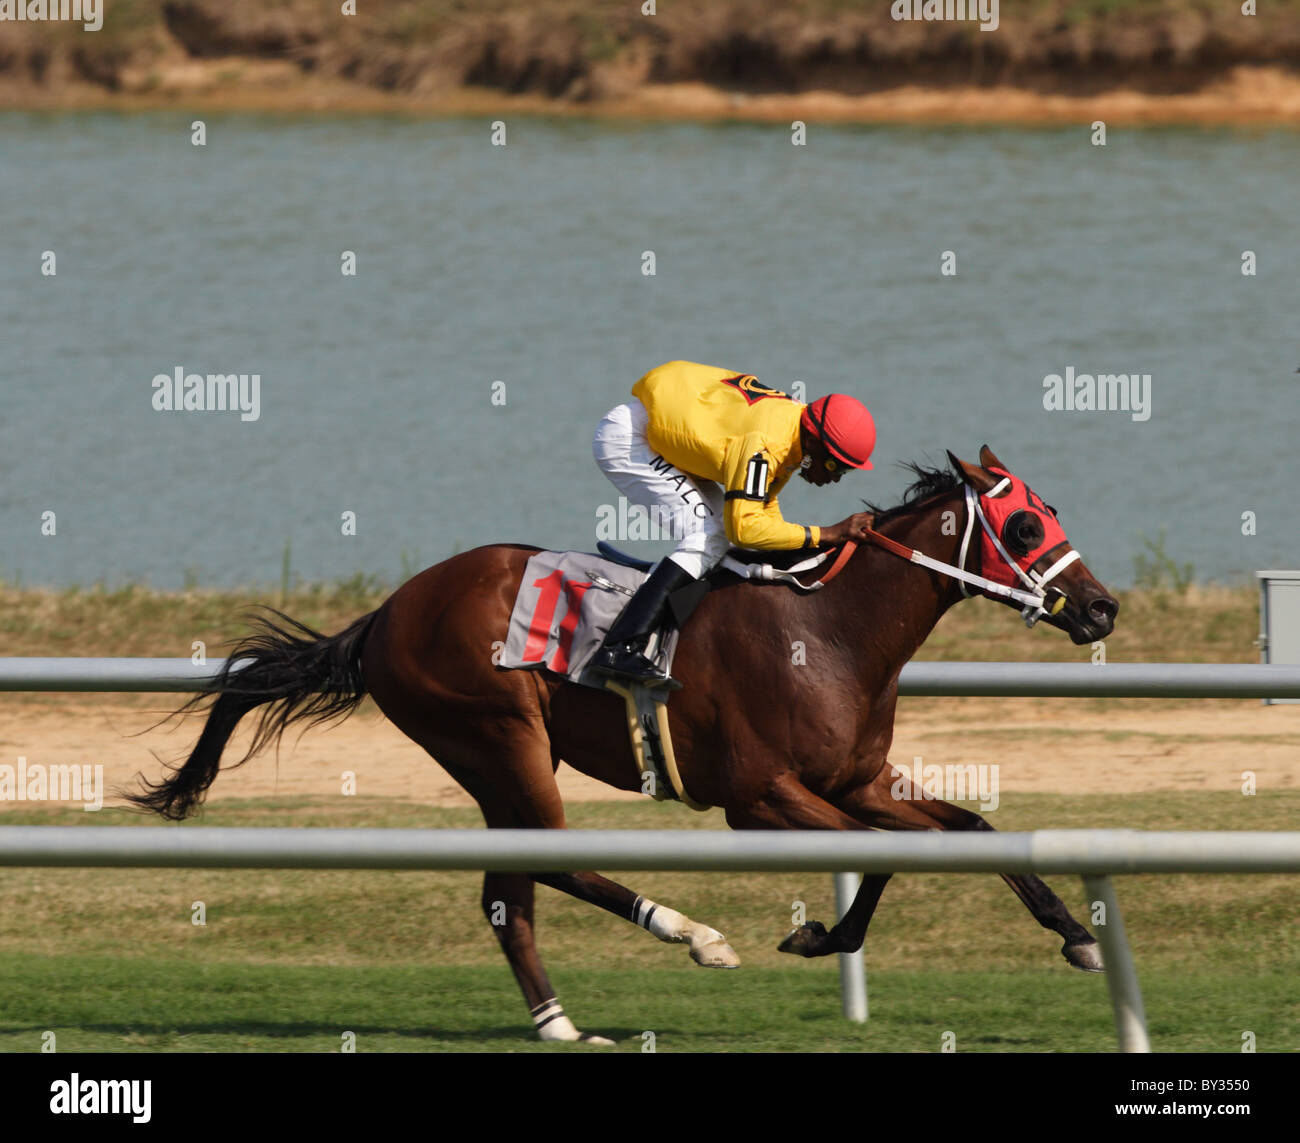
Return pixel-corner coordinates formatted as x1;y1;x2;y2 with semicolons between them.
1088;597;1118;625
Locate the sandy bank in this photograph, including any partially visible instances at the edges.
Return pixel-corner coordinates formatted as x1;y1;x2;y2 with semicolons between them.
3;1;1300;125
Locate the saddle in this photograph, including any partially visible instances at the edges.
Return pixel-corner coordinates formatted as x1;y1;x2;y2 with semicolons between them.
498;541;847;810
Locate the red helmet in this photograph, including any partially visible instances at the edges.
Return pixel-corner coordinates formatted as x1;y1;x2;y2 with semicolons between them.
801;394;875;470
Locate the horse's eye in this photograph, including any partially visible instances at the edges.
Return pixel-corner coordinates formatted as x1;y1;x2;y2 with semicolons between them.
1002;510;1043;557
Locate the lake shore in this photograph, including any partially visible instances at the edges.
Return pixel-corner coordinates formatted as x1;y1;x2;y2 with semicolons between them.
4;67;1300;127
3;1;1300;126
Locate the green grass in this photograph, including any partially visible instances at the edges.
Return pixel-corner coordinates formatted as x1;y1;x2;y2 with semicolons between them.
0;793;1296;1051
1;960;1291;1053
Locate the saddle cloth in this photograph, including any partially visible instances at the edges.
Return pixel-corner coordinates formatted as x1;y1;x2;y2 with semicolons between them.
499;551;680;689
499;544;836;808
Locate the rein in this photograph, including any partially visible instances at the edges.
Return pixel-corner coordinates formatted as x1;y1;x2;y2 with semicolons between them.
840;483;1077;627
717;479;1077;626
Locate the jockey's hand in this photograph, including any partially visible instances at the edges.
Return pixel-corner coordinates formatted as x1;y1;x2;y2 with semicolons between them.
819;512;875;547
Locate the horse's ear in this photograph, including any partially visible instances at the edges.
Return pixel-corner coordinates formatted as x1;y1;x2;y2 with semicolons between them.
948;450;999;492
979;444;1008;472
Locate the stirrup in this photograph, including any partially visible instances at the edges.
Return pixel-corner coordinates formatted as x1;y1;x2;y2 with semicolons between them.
590;644;680;690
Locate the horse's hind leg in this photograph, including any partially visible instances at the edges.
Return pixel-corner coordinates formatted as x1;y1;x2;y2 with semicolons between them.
472;794;617;1046
412;736;615;1045
480;867;613;1045
441;737;737;1048
535;870;740;968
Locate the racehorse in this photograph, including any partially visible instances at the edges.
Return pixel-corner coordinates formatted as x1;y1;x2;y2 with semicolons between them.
127;445;1118;1045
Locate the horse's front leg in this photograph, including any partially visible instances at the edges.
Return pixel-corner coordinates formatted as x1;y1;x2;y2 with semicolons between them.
777;872;894;958
837;767;1104;973
724;774;888;958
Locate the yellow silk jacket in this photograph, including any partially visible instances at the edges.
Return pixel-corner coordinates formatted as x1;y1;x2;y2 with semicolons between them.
631;361;819;550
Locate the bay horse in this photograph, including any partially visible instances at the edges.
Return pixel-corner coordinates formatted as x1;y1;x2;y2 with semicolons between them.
127;445;1118;1045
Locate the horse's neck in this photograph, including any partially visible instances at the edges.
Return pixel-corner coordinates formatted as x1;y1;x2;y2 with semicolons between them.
838;488;970;665
893;486;971;587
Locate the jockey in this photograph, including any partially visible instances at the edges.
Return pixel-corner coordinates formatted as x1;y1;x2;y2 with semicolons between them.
590;360;877;686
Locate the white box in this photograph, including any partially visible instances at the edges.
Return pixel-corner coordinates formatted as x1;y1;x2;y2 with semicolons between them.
1257;571;1300;705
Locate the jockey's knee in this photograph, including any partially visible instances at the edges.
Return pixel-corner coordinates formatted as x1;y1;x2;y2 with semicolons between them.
668;529;729;579
702;529;732;565
665;550;707;579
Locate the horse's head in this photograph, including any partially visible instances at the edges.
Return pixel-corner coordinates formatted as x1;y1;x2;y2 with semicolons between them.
946;445;1118;645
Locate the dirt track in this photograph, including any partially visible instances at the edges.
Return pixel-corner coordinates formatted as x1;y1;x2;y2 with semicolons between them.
1;694;1295;815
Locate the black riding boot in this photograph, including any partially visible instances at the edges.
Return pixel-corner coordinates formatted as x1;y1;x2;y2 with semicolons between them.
590;558;696;687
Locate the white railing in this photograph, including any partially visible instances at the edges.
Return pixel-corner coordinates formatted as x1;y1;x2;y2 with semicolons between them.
4;657;1296;1052
2;825;1297;1052
1;658;1299;697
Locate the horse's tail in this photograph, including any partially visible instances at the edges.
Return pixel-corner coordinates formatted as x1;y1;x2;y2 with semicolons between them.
125;607;379;821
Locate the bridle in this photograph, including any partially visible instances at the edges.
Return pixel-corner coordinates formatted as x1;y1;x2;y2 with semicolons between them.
953;478;1080;626
732;475;1079;627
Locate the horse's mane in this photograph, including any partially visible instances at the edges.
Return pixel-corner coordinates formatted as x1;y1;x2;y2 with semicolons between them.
862;462;961;525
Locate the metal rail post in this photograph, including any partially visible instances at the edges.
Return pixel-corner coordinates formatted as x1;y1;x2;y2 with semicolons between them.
1082;874;1150;1053
833;872;867;1022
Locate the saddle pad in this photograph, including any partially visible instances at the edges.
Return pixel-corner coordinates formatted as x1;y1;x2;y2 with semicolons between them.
499;551;680;688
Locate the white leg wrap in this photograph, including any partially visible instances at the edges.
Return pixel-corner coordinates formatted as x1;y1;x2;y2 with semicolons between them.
536;1012;581;1042
635;896;687;942
634;896;741;968
531;998;615;1046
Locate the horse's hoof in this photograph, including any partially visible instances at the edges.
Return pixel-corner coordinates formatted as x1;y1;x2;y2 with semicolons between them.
682;922;740;968
1064;940;1105;973
538;1013;617;1046
778;920;831;958
691;937;741;968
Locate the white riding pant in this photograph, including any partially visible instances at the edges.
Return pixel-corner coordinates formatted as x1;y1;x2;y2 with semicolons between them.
592;401;730;580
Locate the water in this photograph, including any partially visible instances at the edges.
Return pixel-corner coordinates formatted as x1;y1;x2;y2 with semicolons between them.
0;112;1296;591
